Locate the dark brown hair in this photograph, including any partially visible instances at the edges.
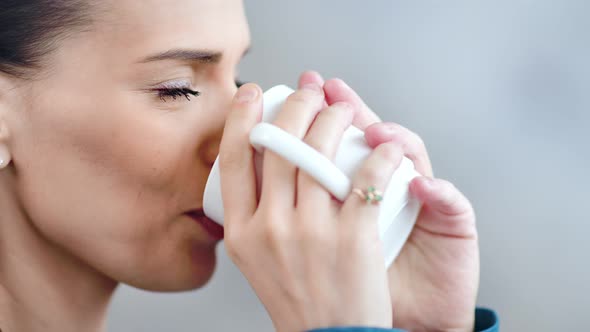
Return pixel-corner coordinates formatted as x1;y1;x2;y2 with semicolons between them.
0;0;93;78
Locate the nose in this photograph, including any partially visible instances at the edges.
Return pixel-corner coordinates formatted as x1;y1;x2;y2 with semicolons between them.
199;79;239;167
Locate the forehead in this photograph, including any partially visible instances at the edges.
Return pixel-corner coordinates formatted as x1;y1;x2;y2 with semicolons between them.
96;0;250;59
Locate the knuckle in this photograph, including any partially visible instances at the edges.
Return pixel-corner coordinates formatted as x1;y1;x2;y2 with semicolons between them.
326;103;354;122
297;222;330;244
394;127;426;152
303;105;354;156
357;165;384;186
435;180;456;202
296;219;337;251
377;142;402;164
435;180;474;216
318;103;354;126
438;179;458;198
262;220;290;249
441;189;460;208
386;125;426;151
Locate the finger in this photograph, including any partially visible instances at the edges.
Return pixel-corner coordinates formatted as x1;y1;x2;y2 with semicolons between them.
298;70;325;88
298;70;329;108
323;78;381;130
364;122;433;177
341;141;404;235
409;177;476;238
218;83;262;226
297;102;354;209
260;83;326;209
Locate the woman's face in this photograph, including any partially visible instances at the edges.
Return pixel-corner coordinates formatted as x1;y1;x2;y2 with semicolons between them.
3;0;250;290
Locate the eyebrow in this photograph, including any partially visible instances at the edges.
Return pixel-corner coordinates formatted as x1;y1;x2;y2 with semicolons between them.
138;47;250;64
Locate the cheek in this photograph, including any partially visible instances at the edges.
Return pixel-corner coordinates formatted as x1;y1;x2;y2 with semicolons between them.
13;92;197;280
22;102;182;212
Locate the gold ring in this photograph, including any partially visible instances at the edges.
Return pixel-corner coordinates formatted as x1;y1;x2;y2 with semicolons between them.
352;186;383;204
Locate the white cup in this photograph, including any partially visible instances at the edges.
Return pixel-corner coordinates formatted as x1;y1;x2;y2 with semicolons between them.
204;85;422;266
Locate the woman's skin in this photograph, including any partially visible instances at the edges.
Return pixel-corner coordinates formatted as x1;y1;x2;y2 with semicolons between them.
295;74;480;332
0;1;478;332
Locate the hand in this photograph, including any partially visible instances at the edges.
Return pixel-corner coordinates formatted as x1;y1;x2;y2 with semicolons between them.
219;82;400;331
299;71;479;332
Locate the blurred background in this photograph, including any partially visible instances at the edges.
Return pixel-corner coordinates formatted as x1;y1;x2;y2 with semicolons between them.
108;1;590;331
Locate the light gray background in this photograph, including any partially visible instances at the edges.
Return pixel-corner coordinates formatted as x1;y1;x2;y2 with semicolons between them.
108;1;590;331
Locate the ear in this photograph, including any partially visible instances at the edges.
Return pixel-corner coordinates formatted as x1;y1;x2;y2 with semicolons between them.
0;73;13;169
0;130;10;169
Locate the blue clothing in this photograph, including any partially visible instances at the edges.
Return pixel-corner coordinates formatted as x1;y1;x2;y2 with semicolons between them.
308;308;498;332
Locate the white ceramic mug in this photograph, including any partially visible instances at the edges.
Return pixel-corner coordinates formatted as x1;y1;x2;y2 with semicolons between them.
204;85;422;266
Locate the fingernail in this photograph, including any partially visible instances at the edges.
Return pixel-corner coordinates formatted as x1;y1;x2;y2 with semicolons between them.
301;83;322;93
235;85;258;103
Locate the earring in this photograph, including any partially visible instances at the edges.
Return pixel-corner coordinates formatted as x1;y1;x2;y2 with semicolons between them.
0;145;11;169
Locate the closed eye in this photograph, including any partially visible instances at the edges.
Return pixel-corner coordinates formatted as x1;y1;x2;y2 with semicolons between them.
154;87;200;102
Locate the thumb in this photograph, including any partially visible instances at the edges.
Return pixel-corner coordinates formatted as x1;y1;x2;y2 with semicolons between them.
218;83;262;228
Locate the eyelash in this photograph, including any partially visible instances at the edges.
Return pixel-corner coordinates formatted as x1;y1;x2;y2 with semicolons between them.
155;80;246;102
154;87;200;102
